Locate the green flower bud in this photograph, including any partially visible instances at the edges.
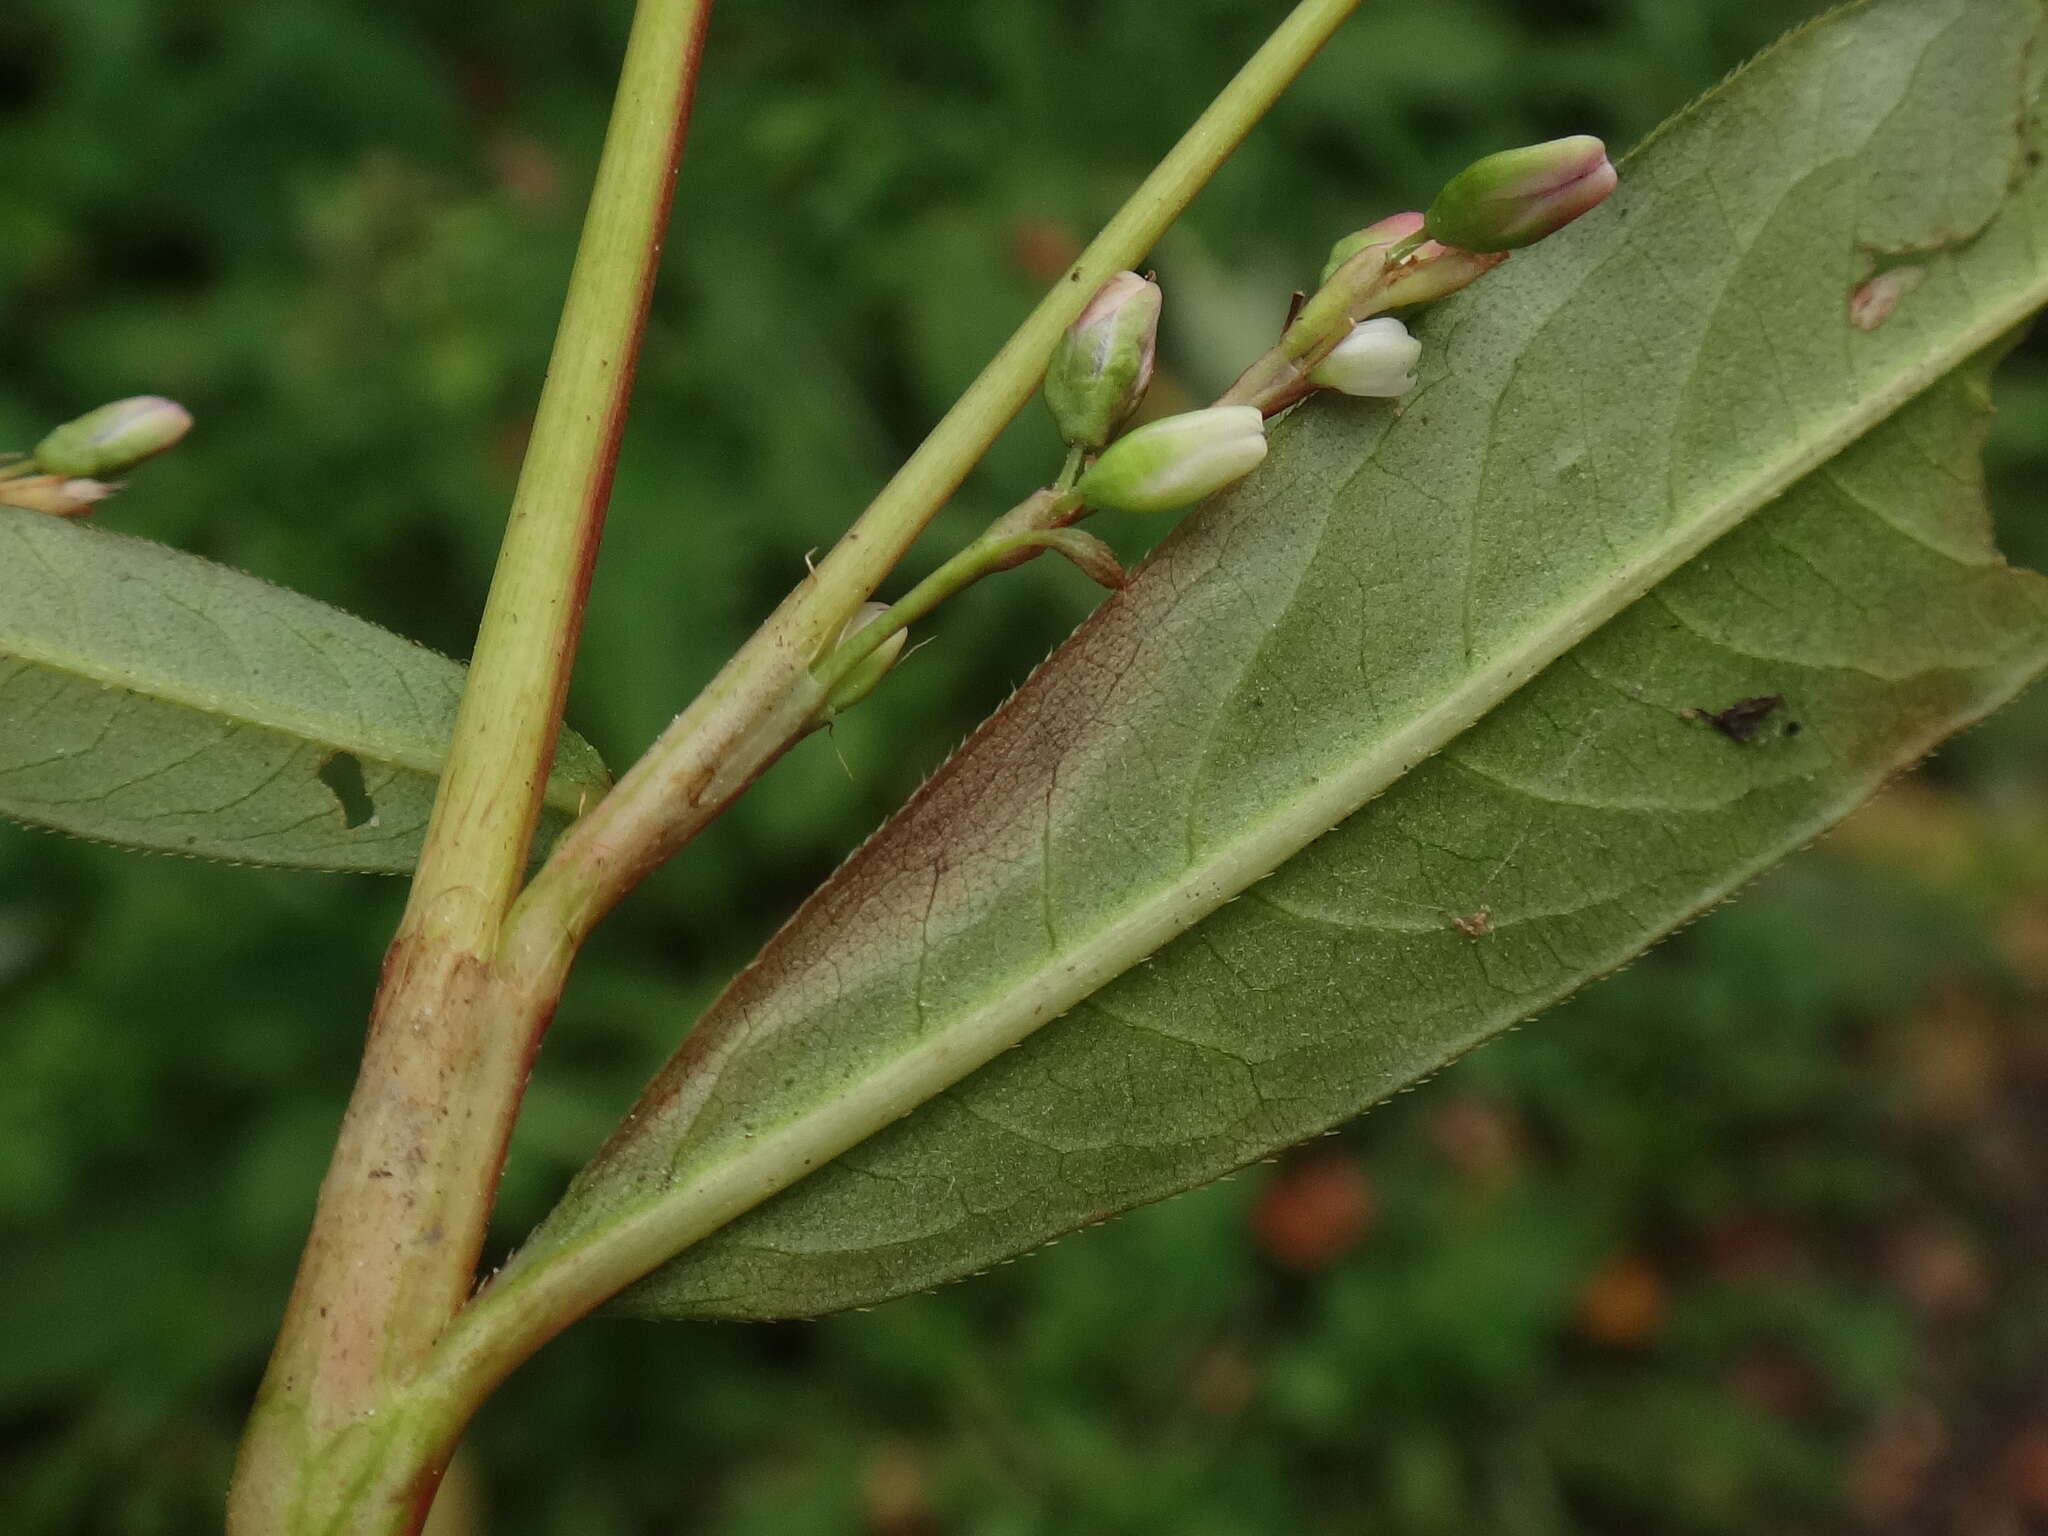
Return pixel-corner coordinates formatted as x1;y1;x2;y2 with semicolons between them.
1424;135;1617;253
1318;210;1426;288
817;603;908;722
33;396;193;478
1044;273;1161;451
1075;406;1267;516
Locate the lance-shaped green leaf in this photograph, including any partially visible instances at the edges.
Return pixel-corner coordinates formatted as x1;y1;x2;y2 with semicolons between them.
0;510;610;872
507;0;2048;1321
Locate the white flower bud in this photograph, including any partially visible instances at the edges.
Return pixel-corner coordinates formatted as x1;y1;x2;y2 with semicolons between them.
1309;316;1421;398
1075;406;1268;515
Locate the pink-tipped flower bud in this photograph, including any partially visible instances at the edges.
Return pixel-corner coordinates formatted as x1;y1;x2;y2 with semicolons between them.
1075;405;1267;515
1318;210;1427;288
1044;272;1162;451
1309;316;1421;398
0;475;119;518
1424;135;1617;253
33;396;193;478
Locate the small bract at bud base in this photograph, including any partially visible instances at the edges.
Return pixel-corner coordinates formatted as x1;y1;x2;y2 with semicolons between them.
1319;210;1426;288
1424;135;1617;254
1075;406;1267;516
1371;241;1507;310
33;396;193;479
1044;272;1162;452
1310;316;1422;398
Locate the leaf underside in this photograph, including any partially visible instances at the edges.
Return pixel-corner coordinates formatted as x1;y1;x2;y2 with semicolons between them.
519;0;2048;1321
0;511;610;873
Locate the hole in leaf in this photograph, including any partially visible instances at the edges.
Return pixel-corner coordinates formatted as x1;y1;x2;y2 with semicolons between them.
317;752;375;830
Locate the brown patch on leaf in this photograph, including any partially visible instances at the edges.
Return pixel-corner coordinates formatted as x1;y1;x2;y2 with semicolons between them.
1849;263;1929;330
1682;694;1785;743
1448;907;1492;938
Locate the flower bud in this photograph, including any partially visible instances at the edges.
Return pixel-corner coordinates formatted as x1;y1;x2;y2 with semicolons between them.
1318;210;1427;288
1309;316;1421;398
33;396;193;478
1075;406;1267;515
0;474;118;518
1424;135;1616;253
1044;272;1161;451
816;602;908;722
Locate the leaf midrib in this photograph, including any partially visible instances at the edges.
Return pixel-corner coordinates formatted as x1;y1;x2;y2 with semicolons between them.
522;259;2048;1292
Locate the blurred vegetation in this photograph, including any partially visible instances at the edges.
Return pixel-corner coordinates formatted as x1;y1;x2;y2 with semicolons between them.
4;1;2048;1531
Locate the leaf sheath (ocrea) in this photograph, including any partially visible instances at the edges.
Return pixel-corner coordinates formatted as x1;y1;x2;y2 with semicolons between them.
516;0;2048;1321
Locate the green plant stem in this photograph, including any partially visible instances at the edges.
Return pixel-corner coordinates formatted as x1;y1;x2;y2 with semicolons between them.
502;0;1368;971
225;1;1363;1520
227;3;716;1532
400;0;1370;1449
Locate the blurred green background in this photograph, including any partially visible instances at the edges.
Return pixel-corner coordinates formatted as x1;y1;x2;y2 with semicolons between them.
5;1;2048;1531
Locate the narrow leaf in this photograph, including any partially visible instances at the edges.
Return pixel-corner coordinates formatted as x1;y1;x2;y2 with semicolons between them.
519;0;2048;1320
0;510;610;872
